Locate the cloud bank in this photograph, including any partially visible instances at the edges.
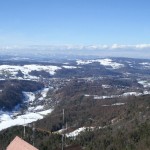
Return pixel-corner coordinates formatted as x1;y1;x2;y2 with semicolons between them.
0;44;150;59
1;44;150;51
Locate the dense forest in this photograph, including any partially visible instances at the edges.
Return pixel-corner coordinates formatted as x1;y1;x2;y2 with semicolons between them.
0;80;44;110
35;79;150;150
0;93;149;150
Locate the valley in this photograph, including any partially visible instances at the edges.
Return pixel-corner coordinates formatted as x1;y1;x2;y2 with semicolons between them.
0;57;150;149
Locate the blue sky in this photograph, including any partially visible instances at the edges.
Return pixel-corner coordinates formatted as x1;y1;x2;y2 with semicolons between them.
0;0;150;46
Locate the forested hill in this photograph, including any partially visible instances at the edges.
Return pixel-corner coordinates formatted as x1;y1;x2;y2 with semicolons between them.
0;57;150;149
0;80;44;110
0;87;149;150
35;88;150;149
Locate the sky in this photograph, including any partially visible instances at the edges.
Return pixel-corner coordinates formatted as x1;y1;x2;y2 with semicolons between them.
0;0;150;57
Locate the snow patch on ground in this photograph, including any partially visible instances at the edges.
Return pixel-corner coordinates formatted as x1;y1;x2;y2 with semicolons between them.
138;80;150;88
139;62;150;68
102;103;125;107
41;88;49;98
38;109;53;115
66;127;86;137
0;109;53;131
0;87;53;131
66;127;94;138
102;85;111;88
76;59;124;69
62;66;77;69
76;60;93;65
122;92;142;96
94;95;117;99
84;94;91;97
98;59;124;69
143;91;150;95
34;106;44;111
0;113;12;121
112;103;125;106
86;91;148;100
23;92;35;102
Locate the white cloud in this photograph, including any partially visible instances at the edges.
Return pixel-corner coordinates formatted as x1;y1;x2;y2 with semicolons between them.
111;44;131;49
64;44;150;50
0;44;149;59
0;44;150;51
135;44;150;49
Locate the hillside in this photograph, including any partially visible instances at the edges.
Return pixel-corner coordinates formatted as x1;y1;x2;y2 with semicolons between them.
0;87;149;150
35;78;150;129
36;89;149;150
0;80;44;110
0;57;150;149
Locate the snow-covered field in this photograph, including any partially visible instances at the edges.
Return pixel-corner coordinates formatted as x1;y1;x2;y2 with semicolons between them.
0;64;61;80
76;58;124;69
0;87;53;131
0;109;53;131
139;62;150;68
0;64;79;80
138;80;150;88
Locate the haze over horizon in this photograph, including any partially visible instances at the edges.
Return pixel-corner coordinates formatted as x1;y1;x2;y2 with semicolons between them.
0;0;150;58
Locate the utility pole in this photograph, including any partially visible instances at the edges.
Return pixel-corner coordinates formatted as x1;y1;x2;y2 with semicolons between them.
63;109;65;125
62;109;65;150
32;123;35;146
23;118;26;138
65;121;67;147
62;134;64;150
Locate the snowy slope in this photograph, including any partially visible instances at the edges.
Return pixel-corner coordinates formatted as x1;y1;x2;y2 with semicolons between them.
66;127;95;138
0;64;61;80
0;87;53;131
76;58;124;69
0;109;53;131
